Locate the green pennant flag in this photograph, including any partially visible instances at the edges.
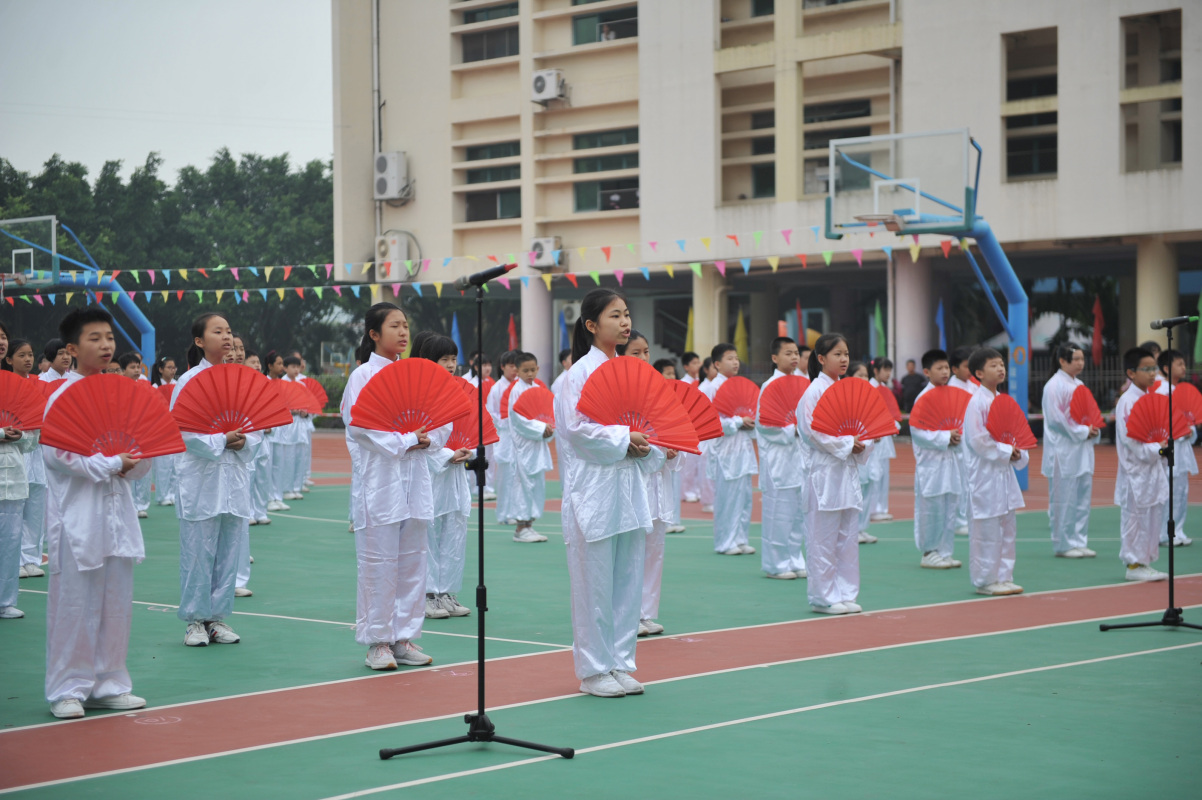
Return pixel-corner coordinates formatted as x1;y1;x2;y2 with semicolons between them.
873;299;886;356
314;286;324;299
689;262;703;277
822;251;833;266
589;270;601;285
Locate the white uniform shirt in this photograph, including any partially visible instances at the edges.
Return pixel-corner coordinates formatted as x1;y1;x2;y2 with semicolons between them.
39;367;66;382
1155;380;1199;477
681;374;697;386
643;445;680;524
909;382;964;498
700;373;758;481
1114;383;1170;509
755;369;804;491
1040;369;1099;479
948;375;979;398
796;372;871;512
43;371;151;570
551;368;569;398
171;358;262;521
868;378;899;460
426;422;471;519
963;388;1029;519
507;379;554;475
487;376;514;464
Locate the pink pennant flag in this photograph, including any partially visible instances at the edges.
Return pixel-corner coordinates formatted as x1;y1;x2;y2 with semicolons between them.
714;260;726;276
649;241;658;252
498;277;511;290
852;249;863;267
333;286;343;296
34;294;44;306
601;246;612;263
231;268;239;281
614;269;624;285
242;291;249;303
912;234;920;244
149;271;156;285
127;291;135;300
527;251;537;266
325;264;334;278
422;259;430;272
392;283;401;296
781;229;793;246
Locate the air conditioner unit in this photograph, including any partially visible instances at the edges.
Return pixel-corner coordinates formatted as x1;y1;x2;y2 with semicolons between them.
529;237;561;269
375;233;413;281
562;302;581;325
531;69;565;104
374;151;408;200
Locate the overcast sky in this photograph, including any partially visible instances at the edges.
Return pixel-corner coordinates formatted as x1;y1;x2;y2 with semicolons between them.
0;0;332;185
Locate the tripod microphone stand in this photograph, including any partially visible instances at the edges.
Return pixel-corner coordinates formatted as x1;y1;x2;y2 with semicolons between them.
1101;318;1202;633
380;271;575;760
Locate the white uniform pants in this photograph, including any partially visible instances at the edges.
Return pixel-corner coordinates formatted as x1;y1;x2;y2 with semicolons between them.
955;450;970;529
761;483;805;575
1162;475;1189;543
969;512;1017;587
712;474;752;553
236;517;252;589
0;499;23;608
483;444;496;494
426;512;468;595
510;469;546;522
565;529;644;680
1120;503;1163;567
869;466;891;516
857;478;872;532
493;460;514;524
915;493;957;558
132;472;151;513
177;514;243;623
642;519;666;621
1048;470;1092;552
251;447;272;519
355;519;428;646
698;452;715;506
805;506;860;608
153;454;178;504
273;442;303;498
20;482;46;568
45;539;135;703
301;435;312;484
680;452;701;500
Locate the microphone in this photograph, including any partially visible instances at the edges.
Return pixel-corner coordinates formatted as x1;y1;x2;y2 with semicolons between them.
1150;315;1198;330
454;262;518;291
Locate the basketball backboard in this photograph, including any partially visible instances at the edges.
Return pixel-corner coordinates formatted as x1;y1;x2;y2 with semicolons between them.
0;215;59;287
824;129;978;239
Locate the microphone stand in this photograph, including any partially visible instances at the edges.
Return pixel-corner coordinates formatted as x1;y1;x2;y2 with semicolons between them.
380;281;575;760
1101;320;1201;633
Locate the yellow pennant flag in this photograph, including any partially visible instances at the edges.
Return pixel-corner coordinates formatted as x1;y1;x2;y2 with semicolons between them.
700;237;711;251
959;238;970;251
541;274;553;291
66;292;75;304
370;284;381;302
664;264;674;279
361;262;372;276
215;290;224;303
160;291;168;302
97;271;105;283
767;256;780;272
264;266;274;281
909;243;921;263
434;282;443;298
576;247;587;262
179;269;188;281
276;288;285;301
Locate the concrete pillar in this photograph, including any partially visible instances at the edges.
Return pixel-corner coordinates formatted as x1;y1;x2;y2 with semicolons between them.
626;295;655;343
1118;272;1137;352
1135;237;1178;349
520;278;553;384
692;267;726;360
749;291;775;365
773;2;804;202
895;256;934;366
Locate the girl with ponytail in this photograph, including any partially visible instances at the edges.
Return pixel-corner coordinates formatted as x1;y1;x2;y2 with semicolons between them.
865;357;898;529
1040;344;1100;558
553;288;656;698
341;302;440;671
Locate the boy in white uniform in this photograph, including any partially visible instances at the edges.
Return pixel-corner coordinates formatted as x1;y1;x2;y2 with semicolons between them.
910;350;964;569
1156;349;1195;547
508;352;554;543
947;346;978;534
1114;347;1170;580
755;337;807;579
1040;346;1101;558
700;344;757;556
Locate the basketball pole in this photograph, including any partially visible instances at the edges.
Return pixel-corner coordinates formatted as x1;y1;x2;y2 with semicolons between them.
379;272;575;761
1100;319;1201;633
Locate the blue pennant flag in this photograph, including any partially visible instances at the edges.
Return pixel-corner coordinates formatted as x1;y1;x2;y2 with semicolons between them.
413;284;423;297
143;291;151;302
639;267;650;280
740;258;750;274
559;310;570;352
935;298;947;352
258;289;267;301
350;285;360;298
882;246;893;260
451;312;464;365
249;267;260;277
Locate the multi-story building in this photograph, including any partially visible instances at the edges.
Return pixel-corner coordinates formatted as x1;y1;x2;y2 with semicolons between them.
333;0;1199;382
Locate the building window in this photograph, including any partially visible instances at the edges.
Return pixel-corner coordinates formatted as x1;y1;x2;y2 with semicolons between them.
573;6;638;45
751;110;775;130
804;99;871;124
574;152;639;173
465;189;520;222
466;165;520;184
752;0;775;16
1121;10;1182;172
804;125;871;152
462;25;519;63
573;127;639;150
751;164;775;199
1006;114;1058;177
1004;27;1058;180
463;3;518;25
575;179;639;212
751;137;775;156
465;141;520;161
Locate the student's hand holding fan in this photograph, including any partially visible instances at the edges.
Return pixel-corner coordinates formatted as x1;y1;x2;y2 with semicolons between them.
811;377;899;442
576;356;702;455
1127;392;1191;444
1069;384;1105;431
0;370;47;431
985;393;1038;451
172;363;293;435
757;375;810;428
671;380;724;441
41;374;186;460
712;376;761;429
350;358;473;436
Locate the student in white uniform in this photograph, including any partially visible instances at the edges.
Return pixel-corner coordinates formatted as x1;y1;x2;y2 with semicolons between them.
755;336;807;580
487;351;519;525
677;351;702;506
150;356;180;508
796;333;871;615
867;357;898;523
240;351;272;528
508;352;554;543
418;335;472;619
1041;345;1101;558
963;347;1029;596
947;346;978;534
694;357;718;512
41;307;149;718
551;349;573;397
118;352;153;519
287;350;317;493
0;331;37;614
342;302;438;671
172;313;261;646
555;288;654;698
262;351;291;512
1115;347;1170;581
700;343;758;556
848;361;880;545
910;349;964;570
465;353;497;501
39;339;71;383
1156;349;1195;547
6;340;48;580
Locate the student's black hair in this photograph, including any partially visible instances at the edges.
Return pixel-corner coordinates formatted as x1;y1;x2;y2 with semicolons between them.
58;306;114;346
185;312;227;368
355;302;405;364
1123;346;1154;374
419;334;458;364
42;338;66;363
711;342;736;363
498;349;521;368
282;355;302;368
514;350;538;367
1051;344;1083;378
921;349;949;371
150;354;176;385
243;347;259;362
558;348;571;364
1137;340;1161;356
409;330;436;362
1157;348;1184;377
653;358;677;376
571;288;626;363
968;346;1005;380
701;356;714;374
808;332;848;380
118;352;142;370
231;331;244;345
3;338;31;372
870;357;893;375
262;349;282;375
617;329;648;356
771;336;796;356
798;344;812;355
0;324;12;371
847;360;868;379
682;351;700;365
948;345;974;370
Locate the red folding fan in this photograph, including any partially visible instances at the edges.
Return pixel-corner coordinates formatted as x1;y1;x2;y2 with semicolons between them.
1069;384;1105;429
276;380;322;414
985;392;1038;450
1127;391;1191;444
1171;382;1202;427
811;377;899;442
139;380;169;410
0;370;47;430
757;375;810;428
155;383;177;407
512;384;555;427
41;374;185;458
500;378;547;420
876;382;902;422
577;356;702;455
671;380;723;442
300;376;329;410
909;385;973;432
711;376;760;419
351;357;473;434
171;363;294;435
38;378;66;401
446;400;500;451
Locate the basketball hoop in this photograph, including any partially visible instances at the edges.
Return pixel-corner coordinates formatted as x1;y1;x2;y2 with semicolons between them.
854;213;907;232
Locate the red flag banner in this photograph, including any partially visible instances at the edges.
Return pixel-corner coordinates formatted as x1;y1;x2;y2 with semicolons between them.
508;314;519;351
1091;295;1104;366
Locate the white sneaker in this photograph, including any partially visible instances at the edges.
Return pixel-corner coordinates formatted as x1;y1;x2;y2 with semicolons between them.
234;587;253;597
283;492;300;501
955;525;969;536
425;595;450;619
640;619;664;635
348;521;355;533
666;524;686;534
580;672;625;697
206;621;240;644
137;510;148;519
946;557;962;568
1056;547;1090;558
50;698;85;719
869;513;893;522
1001;581;1024;594
513;528;546;543
365;643;397;670
811;602;850;615
304;478;316;487
483;490;497;501
392;640;433;666
700;504;713;513
793;567;808;578
248;519;258;526
157;499;174;506
610;670;644;694
265;500;282;511
921;552;953;569
738;543;756;554
857;531;878;544
249;556;254;564
720;546;743;555
257;517;271;525
1125;565;1168;582
842;601;863;613
278;501;291;510
683;493;700;503
439;593;471;617
975;582;1011;596
26;564;44;577
765;571;796;580
1163;535;1193;547
0;606;24;619
82;693;146;710
184;621;208;646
